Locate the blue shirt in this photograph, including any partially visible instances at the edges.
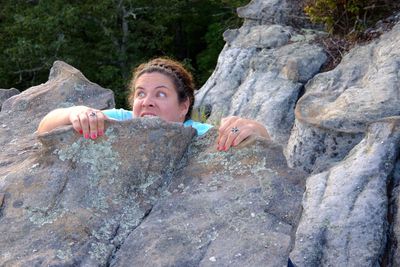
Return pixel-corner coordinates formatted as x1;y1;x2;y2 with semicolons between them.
102;108;213;136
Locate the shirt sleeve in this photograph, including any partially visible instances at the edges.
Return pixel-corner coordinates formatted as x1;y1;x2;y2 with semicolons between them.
101;111;212;136
102;108;133;121
184;119;213;136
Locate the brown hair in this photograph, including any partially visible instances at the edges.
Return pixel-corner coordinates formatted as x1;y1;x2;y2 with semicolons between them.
128;57;195;121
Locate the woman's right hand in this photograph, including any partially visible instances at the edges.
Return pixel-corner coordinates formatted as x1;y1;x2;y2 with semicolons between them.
37;106;107;139
69;107;107;139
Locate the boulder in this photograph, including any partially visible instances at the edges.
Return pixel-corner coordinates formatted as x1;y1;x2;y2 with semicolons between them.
112;130;305;266
0;61;115;179
0;119;195;266
290;117;400;266
1;1;400;266
286;21;400;173
195;1;327;146
0;61;306;266
0;88;20;110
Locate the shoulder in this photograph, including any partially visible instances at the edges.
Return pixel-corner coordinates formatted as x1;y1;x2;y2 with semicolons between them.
184;119;213;136
102;108;133;121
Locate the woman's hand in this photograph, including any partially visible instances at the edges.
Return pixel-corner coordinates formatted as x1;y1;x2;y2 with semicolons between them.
69;108;107;139
37;106;107;139
217;116;269;151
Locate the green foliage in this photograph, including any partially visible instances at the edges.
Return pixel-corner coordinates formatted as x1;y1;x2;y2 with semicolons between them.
304;0;400;35
0;0;247;108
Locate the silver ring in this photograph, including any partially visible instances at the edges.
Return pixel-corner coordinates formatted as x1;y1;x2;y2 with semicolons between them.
89;112;97;117
231;127;239;134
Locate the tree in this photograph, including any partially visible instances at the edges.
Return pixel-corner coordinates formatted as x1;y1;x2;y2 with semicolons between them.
0;0;247;107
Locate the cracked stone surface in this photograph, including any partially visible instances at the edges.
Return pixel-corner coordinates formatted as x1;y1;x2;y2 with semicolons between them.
194;1;327;146
290;117;400;266
0;118;195;266
111;130;305;266
2;1;400;266
0;88;20;110
285;21;400;174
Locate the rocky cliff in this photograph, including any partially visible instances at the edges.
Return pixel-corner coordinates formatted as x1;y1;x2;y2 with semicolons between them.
1;0;400;266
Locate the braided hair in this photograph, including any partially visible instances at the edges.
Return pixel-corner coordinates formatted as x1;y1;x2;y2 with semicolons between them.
128;58;195;121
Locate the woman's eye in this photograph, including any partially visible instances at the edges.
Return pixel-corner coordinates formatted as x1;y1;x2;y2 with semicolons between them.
136;91;145;98
157;91;167;97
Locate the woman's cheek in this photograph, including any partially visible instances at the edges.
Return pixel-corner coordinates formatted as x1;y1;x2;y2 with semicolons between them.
132;100;141;116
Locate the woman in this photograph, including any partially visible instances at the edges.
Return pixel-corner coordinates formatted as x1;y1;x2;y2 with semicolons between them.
37;58;269;151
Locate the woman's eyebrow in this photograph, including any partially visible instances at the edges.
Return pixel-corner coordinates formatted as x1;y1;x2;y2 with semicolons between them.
135;85;172;90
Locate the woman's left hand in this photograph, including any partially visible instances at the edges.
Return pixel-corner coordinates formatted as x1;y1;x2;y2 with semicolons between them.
217;116;269;151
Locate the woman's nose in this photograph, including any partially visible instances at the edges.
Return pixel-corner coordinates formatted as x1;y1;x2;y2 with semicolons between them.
142;95;155;106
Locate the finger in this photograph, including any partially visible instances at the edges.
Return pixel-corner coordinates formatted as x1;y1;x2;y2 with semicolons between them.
70;114;83;134
96;111;106;137
218;116;238;134
217;116;238;145
232;128;252;147
78;113;90;139
217;131;228;150
223;131;237;151
88;111;98;139
223;126;246;150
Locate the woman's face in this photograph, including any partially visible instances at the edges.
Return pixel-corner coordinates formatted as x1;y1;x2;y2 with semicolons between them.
132;72;189;122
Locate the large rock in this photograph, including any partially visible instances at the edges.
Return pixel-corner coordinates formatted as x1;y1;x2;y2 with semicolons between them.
290;117;400;266
195;1;327;146
111;130;305;266
0;88;20;110
2;1;400;266
0;60;306;265
286;22;400;173
0;61;115;185
0;119;195;266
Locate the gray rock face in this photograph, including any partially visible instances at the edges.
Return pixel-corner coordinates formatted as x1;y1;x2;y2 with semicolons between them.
2;1;400;266
286;22;400;173
0;88;20;110
0;61;306;266
0;62;115;200
0;119;195;266
290;117;400;266
195;1;327;145
237;0;312;27
112;131;305;267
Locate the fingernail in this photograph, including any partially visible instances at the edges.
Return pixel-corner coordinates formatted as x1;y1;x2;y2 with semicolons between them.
79;130;83;134
91;133;97;139
223;146;227;151
98;130;104;136
84;133;89;139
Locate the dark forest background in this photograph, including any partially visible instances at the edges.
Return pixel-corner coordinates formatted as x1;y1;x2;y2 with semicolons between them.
0;0;248;107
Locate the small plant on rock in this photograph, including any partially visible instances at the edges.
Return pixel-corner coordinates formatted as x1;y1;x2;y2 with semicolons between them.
304;0;399;35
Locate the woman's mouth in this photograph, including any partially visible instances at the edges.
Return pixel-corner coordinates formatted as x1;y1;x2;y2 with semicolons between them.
140;112;157;117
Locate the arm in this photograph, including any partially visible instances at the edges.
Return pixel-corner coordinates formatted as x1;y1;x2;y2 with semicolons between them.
37;106;107;139
217;116;269;151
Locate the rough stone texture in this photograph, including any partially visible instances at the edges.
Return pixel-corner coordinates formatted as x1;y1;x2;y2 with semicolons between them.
0;119;195;266
1;60;114;135
390;159;400;266
0;88;20;110
112;130;305;267
0;60;306;266
237;0;314;28
0;61;115;181
290;117;400;266
286;22;400;173
2;1;400;266
194;1;327;145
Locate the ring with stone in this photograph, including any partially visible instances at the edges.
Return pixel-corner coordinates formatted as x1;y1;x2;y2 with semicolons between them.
231;127;239;134
89;111;97;117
